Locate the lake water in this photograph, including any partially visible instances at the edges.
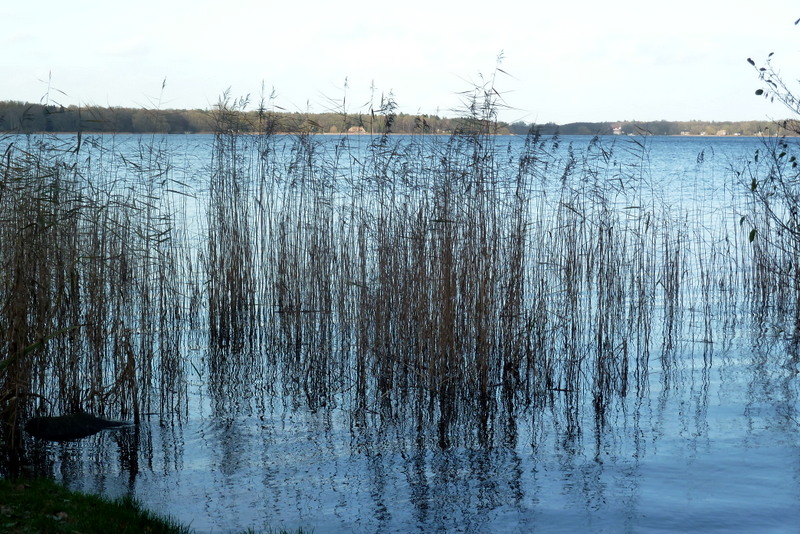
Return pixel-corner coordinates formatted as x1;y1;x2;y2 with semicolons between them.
13;133;800;533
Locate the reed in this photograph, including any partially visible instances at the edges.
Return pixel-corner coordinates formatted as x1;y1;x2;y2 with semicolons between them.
199;81;740;447
267;97;680;434
0;130;189;458
738;136;800;338
4;73;784;456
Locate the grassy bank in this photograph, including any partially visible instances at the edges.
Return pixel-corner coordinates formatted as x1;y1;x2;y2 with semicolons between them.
0;477;189;533
0;478;310;533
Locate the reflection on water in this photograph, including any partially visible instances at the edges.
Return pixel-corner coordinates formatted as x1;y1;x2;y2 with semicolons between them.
3;133;800;532
30;333;798;533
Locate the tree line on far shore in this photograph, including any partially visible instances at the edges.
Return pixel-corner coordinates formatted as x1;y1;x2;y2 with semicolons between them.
0;100;792;137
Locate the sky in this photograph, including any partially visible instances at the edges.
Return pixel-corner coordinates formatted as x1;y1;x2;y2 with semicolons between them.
2;0;800;124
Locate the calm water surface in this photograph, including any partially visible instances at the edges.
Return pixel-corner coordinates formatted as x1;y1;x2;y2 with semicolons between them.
23;134;800;533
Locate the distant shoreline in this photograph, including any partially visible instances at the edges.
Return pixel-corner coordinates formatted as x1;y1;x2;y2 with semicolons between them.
1;131;779;138
1;100;794;137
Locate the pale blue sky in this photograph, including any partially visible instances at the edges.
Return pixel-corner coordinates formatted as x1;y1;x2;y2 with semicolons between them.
2;0;799;123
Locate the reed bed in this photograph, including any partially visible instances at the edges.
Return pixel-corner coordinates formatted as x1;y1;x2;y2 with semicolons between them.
0;132;189;458
1;85;794;457
737;136;800;338
200;87;769;448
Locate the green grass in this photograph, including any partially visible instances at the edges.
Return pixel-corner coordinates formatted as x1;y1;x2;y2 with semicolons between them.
0;477;189;533
0;477;311;533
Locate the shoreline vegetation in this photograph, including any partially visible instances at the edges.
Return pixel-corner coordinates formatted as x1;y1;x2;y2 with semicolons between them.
0;477;307;533
0;477;191;533
0;100;795;136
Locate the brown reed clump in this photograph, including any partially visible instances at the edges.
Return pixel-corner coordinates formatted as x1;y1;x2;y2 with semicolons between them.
202;68;728;448
0;131;189;459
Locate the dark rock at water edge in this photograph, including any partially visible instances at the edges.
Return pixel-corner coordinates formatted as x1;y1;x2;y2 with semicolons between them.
24;413;132;441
